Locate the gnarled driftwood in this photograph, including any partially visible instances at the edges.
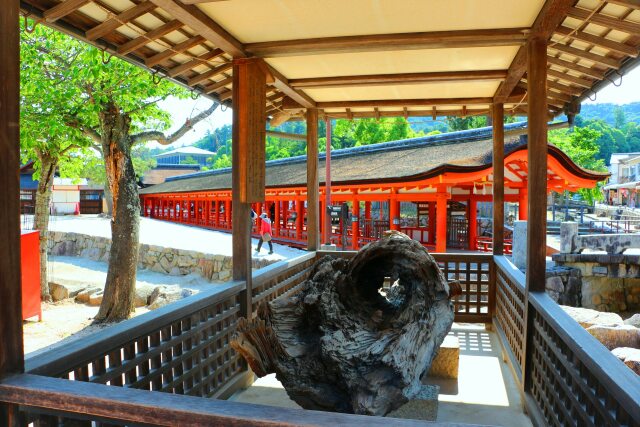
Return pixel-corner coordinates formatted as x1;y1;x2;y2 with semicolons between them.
232;231;457;415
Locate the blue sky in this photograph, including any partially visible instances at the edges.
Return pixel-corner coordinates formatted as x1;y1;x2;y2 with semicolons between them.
156;65;640;148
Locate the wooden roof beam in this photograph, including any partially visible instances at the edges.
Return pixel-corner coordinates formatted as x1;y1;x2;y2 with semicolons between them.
547;55;605;79
203;76;233;94
187;62;232;86
245;28;528;58
568;7;640;34
494;0;576;102
547;68;593;88
86;1;156;41
289;70;507;88
543;78;583;96
43;0;90;22
268;66;316;108
555;26;638;57
307;97;515;109
550;42;620;68
167;49;224;77
117;19;183;55
148;0;245;57
145;35;204;67
320;108;494;119
605;0;640;10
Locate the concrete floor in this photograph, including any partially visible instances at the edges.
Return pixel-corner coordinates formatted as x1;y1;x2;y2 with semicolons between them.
230;323;532;427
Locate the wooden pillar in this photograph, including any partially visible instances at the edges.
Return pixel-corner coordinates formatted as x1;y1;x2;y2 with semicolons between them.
232;58;269;318
352;199;360;250
274;200;280;237
492;102;505;255
428;202;437;245
436;192;448;253
468;198;478;250
306;108;320;251
523;35;548;393
379;201;384;220
0;4;23;425
324;118;332;244
518;187;528;220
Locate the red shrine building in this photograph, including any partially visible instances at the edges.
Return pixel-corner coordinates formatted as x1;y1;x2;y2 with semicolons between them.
139;123;607;253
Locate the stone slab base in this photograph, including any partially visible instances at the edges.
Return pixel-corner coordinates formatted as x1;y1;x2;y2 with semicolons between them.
426;335;460;379
387;385;439;421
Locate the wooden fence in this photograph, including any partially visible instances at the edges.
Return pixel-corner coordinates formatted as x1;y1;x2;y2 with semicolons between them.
2;252;640;425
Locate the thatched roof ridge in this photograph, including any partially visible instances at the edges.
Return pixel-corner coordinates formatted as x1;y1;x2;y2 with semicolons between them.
140;122;607;195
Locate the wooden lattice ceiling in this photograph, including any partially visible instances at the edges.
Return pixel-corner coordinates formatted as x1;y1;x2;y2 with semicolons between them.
18;0;640;122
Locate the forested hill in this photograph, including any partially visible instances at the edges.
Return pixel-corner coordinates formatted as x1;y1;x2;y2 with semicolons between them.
577;102;640;126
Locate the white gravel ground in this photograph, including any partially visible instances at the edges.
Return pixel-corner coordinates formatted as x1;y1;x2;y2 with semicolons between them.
48;215;305;260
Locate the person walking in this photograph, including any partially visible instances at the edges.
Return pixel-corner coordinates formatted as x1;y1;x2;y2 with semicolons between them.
256;213;274;254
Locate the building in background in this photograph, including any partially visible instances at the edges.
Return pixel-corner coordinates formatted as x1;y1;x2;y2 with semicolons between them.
154;146;215;167
141;163;201;186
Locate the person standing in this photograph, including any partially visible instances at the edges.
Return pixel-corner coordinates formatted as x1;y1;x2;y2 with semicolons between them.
256;213;274;254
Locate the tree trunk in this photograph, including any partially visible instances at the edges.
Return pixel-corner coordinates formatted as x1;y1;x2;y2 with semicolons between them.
95;103;139;322
33;152;57;299
103;180;114;216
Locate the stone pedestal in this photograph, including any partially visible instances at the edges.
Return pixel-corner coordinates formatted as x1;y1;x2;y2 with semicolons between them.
426;335;459;379
386;385;439;421
512;221;528;270
560;222;578;253
320;244;337;251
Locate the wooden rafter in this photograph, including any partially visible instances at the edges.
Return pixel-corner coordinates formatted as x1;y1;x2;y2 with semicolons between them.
187;62;232;86
555;26;638;57
43;0;90;22
203;76;232;94
547;68;593;88
86;1;156;41
309;97;501;109
117;20;182;55
493;0;577;102
144;35;204;67
550;41;620;68
605;0;640;10
544;78;583;96
567;7;640;34
289;70;507;88
547;55;605;79
245;28;528;58
167;49;224;78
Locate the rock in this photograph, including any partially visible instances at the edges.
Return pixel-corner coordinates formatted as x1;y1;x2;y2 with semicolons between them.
148;296;169;310
425;335;459;379
624;314;640;328
88;291;104;306
135;285;156;308
561;305;623;328
169;266;182;276
148;286;164;306
181;288;194;298
75;287;102;304
546;276;564;293
386;385;439;421
218;270;231;281
586;325;640;350
612;347;640;375
48;282;69;302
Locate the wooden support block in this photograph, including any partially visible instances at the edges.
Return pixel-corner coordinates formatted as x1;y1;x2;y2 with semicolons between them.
426;335;460;379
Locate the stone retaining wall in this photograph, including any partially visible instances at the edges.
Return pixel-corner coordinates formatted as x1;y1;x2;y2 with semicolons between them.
48;231;274;282
553;253;640;312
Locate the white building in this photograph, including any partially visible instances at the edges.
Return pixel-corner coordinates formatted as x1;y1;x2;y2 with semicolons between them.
154;146;215;167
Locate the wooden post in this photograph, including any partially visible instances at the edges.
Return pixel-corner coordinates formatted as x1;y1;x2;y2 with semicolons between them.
352;199;360;250
232;58;269;318
389;194;398;231
519;187;528;220
523;35;548;393
296;197;303;241
0;2;22;425
468;198;477;250
492;102;505;255
274;200;280;237
306;108;320;251
435;192;448;253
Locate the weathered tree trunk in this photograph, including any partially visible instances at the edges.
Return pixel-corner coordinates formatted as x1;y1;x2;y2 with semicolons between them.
232;231;459;416
33;151;57;299
95;102;139;322
103;180;114;216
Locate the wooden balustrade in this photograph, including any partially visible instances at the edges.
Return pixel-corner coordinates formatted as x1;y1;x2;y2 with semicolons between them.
493;255;640;426
3;252;640;425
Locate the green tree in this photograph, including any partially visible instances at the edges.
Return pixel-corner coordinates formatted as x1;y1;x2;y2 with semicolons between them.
548;127;608;203
180;155;199;165
614;106;627;129
22;22;217;321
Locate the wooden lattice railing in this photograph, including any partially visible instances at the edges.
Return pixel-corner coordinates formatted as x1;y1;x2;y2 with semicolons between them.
493;255;640;426
24;253;316;411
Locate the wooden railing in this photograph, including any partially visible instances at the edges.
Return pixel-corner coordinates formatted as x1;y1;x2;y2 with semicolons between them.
493;255;640;426
4;251;640;426
19;253;316;425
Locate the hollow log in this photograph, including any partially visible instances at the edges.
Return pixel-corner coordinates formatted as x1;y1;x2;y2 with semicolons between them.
232;231;456;416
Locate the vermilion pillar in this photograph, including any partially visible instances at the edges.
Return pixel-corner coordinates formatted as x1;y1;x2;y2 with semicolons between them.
436;193;448;253
352;199;360;250
519;187;528;220
468;198;477;250
296;198;303;241
428;202;437;245
274;200;280;237
389;196;398;231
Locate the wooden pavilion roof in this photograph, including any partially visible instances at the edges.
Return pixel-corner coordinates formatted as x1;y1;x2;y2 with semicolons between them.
138;123;609;195
18;0;640;122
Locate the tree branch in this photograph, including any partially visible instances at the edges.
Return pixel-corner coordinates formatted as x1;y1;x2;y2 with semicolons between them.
66;120;102;144
131;102;219;145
